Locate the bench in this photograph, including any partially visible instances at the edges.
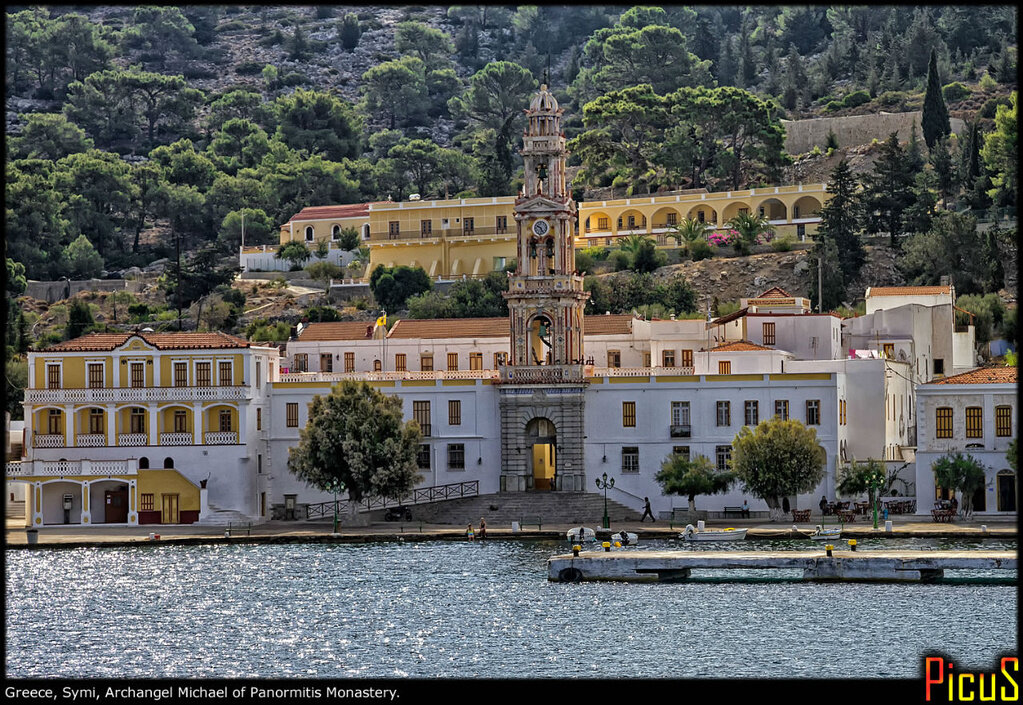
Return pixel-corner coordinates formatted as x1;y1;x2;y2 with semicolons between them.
791;509;811;523
723;506;746;518
227;522;251;536
519;516;542;530
931;509;956;523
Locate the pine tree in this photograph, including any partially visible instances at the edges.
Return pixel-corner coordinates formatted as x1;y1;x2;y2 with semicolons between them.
861;133;917;247
922;49;951;148
817;159;865;281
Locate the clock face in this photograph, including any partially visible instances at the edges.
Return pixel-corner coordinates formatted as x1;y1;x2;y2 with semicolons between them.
531;219;550;237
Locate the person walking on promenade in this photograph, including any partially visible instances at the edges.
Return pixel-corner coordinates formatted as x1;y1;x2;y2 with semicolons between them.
640;497;655;523
742;499;750;518
478;517;487;539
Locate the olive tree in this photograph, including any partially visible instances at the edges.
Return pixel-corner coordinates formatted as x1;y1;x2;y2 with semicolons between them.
655;453;736;517
731;417;827;521
287;381;422;504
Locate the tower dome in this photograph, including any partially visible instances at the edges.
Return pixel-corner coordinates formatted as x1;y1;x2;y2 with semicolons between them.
529;84;560;113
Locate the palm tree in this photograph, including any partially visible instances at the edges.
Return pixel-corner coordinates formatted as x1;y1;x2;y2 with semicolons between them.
727;211;773;255
668;217;708;254
655;453;736;517
617;233;654;256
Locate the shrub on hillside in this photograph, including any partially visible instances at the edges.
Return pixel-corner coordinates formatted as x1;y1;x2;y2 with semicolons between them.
942;82;971;103
843;90;870;108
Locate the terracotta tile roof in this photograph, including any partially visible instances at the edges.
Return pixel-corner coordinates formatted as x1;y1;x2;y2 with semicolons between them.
584;314;635;335
867;285;952;297
756;286;792;298
42;332;251;352
299;321;377;341
710;307;749;326
928;366;1017;385
388;318;510;339
709;340;774;352
287;203;384;222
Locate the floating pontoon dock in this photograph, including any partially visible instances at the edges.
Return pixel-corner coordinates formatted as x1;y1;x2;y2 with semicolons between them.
548;550;1017;583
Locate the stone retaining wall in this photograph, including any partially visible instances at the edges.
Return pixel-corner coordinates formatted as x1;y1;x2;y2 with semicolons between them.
783;111;966;154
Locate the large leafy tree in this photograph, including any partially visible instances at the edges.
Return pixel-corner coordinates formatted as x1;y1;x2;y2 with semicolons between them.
8;113;93;161
860;133;916;247
655;453;736;516
369;265;433;313
275;89;362;162
981;91;1017;207
932;453;988;519
898;212;993;296
361;57;431;131
394;21;454;71
836;459;889;512
55;149;136;258
712;86;789;190
122;6;199;71
731;417;827;521
287;381;422;504
5;159;70;279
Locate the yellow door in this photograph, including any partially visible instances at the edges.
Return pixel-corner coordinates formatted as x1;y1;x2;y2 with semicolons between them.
161;494;179;524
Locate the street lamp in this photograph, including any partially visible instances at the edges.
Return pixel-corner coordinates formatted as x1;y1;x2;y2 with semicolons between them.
596;471;614;529
328;479;346;535
868;464;886;530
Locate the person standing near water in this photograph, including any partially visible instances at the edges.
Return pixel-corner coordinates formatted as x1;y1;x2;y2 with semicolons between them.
479;517;487;539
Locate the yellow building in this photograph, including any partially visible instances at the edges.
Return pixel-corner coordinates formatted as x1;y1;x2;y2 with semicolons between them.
277;203;375;246
577;183;830;247
367;196;519;278
13;332;279;527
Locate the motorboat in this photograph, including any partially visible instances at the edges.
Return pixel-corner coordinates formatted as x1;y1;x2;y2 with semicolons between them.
679;524;748;541
804;525;842;541
566;527;596;543
610;531;638;546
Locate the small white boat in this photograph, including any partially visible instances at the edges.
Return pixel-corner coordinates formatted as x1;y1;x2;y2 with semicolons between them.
805;525;842;541
567;527;596;543
610;531;638;546
680;524;748;542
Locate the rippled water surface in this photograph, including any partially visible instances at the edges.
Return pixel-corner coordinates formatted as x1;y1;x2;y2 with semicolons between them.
5;538;1016;679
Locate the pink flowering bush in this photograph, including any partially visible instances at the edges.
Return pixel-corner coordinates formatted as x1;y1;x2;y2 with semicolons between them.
708;230;738;248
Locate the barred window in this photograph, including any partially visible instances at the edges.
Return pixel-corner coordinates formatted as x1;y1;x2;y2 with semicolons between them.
89;409;104;434
219;410;232;432
47;364;61;389
716;445;732;472
716;401;731;427
420;219;432;236
995;405;1013;437
395;353;407;372
255;408;261;431
597;217;609;230
744;400;759;426
219;361;232;386
763;322;776;346
130;409;145;434
447;353;459;371
718;360;731;374
174;362;188;387
388;221;400;239
775;400;789;420
130;362;145;388
621;447;639;473
345;352;355;373
935;407;953;439
680;349;693;368
448;444;465;469
413;401;431;436
140;494;154;511
448;400;461;426
965;407;983;438
622;401;637;428
662;350;675;367
463;217;474;234
607;350;621;368
174;410;188;433
806;399;820;425
196;362;212;387
417;444;431;469
88;363;104;389
286;403;299;428
496;215;507;233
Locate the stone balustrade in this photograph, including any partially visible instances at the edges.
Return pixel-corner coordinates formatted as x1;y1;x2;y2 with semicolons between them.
33;434;65;448
159;432;193;446
25;385;249;404
10;459;136;477
118;433;147;446
279;370;499;384
75;434;106;447
204;431;239;445
497;364;586;384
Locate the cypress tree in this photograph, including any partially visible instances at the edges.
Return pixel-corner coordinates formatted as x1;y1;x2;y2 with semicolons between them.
922;49;950;149
817;159;865;281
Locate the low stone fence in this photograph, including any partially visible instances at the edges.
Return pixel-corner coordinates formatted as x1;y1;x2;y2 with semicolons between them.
24;278;141;303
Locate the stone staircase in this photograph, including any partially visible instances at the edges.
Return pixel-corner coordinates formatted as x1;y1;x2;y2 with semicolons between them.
6;500;26;519
196;502;264;527
383;491;642;527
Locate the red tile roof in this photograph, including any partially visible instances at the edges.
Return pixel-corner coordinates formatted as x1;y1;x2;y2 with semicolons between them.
756;286;792;298
584;314;635;336
287;203;385;223
298;321;377;341
867;285;952;297
42;332;252;352
928;366;1017;385
710;340;774;352
388;318;509;339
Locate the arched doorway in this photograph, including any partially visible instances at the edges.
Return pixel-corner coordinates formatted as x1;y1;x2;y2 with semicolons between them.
997;470;1016;512
526;417;557;490
528;314;554;365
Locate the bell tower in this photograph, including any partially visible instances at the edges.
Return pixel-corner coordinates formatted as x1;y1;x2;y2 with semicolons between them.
498;84;588;493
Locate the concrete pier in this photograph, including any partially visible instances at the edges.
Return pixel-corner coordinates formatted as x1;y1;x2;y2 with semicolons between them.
548;550;1017;583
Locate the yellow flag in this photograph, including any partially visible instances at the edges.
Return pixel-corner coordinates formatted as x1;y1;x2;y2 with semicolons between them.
376;314;386;328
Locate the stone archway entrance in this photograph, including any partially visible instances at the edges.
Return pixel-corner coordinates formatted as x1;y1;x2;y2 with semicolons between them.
526;417;557;490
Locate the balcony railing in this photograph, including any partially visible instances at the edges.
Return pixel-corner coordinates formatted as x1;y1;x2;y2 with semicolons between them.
670;424;692;438
7;461;30;477
496;364;586;385
75;434;106;447
118;433;147;446
279;370;498;383
373;226;513;242
205;431;239;445
33;434;65;448
589;366;696;377
9;459;136;477
160;432;193;446
25;386;249;404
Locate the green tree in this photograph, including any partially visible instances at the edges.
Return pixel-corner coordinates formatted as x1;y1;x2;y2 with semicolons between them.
337;227;361;252
123;6;198;71
932;452;987;519
861;133;917;247
219;208;274;250
361;57;431;130
306;260;343;287
207;118;271;174
288;24;310;61
5;358;28;421
668;217;708;255
922;49;951;149
898;212;993;296
394;21;454;70
955;293;1006;349
65;297;96;339
277;241;312;269
62;234;104;279
287;381;422;503
836;459;889;513
727;211;773;256
817;159;865;280
655;453;736;516
981;91;1017;207
369;265;433;313
6;159;70;279
275;89;362;162
338;13;361;50
731;417;827;521
808;235;846;312
148;139;218;189
55;149;136;258
631;239;666;273
9;113;93;161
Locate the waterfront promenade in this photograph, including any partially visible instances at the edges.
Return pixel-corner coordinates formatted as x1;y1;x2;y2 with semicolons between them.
5;514;1015;548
